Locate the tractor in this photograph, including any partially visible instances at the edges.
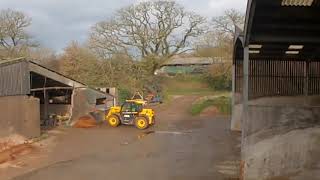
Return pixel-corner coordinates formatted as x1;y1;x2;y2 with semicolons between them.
106;100;155;130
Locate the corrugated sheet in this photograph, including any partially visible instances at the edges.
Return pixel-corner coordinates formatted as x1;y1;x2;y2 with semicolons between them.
281;0;314;6
0;61;30;96
0;58;26;66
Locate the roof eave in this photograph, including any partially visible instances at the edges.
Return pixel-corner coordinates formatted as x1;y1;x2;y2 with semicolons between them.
243;0;256;47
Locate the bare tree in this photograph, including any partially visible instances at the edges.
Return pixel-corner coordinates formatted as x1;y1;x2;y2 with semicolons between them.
0;9;34;57
193;9;244;91
89;1;206;59
59;41;99;84
26;47;60;70
211;9;245;37
195;30;233;58
195;9;245;58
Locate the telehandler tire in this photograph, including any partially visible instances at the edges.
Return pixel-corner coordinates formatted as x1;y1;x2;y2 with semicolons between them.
108;115;120;127
135;117;149;130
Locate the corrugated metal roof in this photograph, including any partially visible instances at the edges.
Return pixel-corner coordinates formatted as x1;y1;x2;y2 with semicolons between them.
0;58;27;67
0;58;108;97
1;58;85;87
281;0;314;6
163;57;214;66
243;0;320;59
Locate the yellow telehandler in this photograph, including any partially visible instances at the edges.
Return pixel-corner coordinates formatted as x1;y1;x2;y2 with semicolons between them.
105;99;155;130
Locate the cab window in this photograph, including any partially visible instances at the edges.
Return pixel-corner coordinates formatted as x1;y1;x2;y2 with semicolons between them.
132;103;142;112
121;102;142;112
121;102;132;112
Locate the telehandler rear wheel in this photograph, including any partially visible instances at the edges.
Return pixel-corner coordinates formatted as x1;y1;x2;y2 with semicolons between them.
108;115;120;127
135;117;149;130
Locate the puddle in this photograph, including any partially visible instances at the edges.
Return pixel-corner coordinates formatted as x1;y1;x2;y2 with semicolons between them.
137;130;191;140
121;130;192;146
154;131;191;135
120;142;130;146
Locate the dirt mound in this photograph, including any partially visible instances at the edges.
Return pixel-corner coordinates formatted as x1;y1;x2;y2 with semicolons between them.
200;106;219;117
0;135;34;165
0;144;34;164
0;135;27;152
73;115;98;128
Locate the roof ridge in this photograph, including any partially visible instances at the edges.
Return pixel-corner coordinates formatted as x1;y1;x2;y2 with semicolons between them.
0;57;28;66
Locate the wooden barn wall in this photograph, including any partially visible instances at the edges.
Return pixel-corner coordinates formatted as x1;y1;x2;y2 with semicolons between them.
0;61;30;96
235;59;243;94
234;59;320;99
244;59;320;99
308;60;320;95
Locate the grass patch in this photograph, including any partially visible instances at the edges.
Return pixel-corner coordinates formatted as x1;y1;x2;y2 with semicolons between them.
190;96;231;116
163;75;218;96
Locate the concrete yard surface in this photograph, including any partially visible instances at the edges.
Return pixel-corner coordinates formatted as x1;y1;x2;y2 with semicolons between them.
0;96;241;180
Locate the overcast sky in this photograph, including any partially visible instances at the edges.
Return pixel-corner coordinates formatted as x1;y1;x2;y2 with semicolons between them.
0;0;247;52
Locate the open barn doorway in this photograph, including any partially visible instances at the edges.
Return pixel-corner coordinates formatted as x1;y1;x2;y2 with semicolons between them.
30;72;74;129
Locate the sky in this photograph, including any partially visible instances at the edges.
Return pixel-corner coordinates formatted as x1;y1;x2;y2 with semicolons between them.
0;0;247;52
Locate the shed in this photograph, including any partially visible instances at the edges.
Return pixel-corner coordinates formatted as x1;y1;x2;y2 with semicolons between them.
156;57;219;75
0;58;113;138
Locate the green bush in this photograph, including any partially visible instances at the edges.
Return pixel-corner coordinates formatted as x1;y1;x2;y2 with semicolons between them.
204;74;232;91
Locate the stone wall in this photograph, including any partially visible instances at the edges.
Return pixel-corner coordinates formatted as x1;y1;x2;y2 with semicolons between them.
231;104;242;131
231;92;243;131
0;96;40;139
243;96;320;179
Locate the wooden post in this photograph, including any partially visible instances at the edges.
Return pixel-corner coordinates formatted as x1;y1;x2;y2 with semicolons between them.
231;59;238;131
43;77;48;121
304;60;309;105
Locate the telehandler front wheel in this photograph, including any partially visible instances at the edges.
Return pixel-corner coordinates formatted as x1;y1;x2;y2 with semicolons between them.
108;115;120;127
135;117;149;130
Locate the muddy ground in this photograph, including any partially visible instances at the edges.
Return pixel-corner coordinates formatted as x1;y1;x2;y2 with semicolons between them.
0;95;241;180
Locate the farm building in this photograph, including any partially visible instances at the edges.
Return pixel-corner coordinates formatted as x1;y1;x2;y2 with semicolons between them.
232;0;320;179
155;57;219;75
0;58;114;139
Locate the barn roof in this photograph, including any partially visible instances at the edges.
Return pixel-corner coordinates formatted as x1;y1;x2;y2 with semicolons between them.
0;58;109;98
162;57;214;66
243;0;320;59
0;58;86;87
